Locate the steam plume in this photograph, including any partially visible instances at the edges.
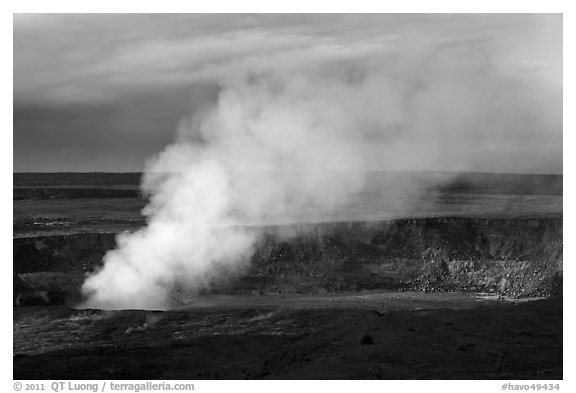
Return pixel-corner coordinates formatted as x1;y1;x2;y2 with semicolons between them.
81;49;559;309
81;71;372;309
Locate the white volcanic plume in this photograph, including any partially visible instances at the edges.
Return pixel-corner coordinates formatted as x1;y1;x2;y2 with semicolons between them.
81;72;374;309
81;44;559;309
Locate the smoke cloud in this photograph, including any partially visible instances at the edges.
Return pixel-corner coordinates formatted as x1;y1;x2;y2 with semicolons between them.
80;40;560;309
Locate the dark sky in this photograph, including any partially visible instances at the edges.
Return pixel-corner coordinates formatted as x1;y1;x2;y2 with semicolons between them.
13;14;562;173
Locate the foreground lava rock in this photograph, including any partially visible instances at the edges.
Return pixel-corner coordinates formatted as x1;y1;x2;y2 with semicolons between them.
13;297;562;379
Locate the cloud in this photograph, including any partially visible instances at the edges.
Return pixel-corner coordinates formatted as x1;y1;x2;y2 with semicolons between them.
13;14;562;173
14;14;560;104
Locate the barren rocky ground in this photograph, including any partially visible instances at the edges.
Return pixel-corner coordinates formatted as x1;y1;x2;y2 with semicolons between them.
13;295;562;379
13;172;563;379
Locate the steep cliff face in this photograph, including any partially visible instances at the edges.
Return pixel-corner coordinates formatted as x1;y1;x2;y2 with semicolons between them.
248;218;562;297
254;218;562;262
13;217;562;300
13;233;117;274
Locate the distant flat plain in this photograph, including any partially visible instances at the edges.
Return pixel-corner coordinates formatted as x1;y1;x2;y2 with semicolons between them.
13;171;562;237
